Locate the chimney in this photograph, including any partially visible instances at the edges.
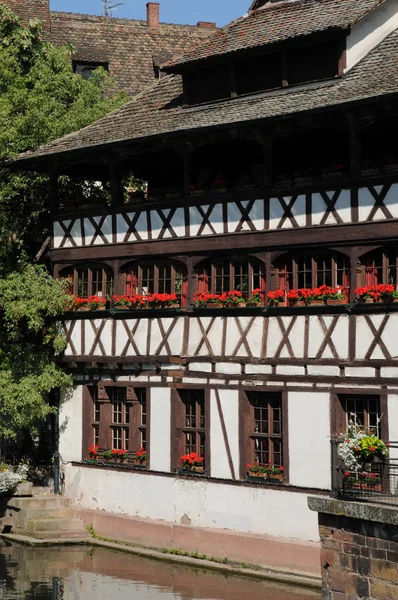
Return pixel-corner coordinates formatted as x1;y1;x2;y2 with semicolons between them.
147;2;160;28
197;22;216;29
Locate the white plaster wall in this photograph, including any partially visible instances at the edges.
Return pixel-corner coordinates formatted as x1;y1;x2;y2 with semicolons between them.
65;465;319;541
59;386;83;463
149;388;171;473
288;392;331;490
210;389;240;480
346;0;398;72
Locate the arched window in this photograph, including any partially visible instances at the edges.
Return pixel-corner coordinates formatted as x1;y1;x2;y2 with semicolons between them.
274;251;350;290
195;257;265;297
60;264;114;298
123;261;187;305
362;248;398;286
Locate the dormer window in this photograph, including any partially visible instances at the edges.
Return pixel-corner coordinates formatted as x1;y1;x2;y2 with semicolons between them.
183;35;343;106
185;64;230;104
73;61;109;81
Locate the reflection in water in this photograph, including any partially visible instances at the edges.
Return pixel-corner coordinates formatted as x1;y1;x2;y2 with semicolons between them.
0;543;320;600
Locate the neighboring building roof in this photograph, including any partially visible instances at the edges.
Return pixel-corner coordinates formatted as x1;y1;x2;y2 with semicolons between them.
1;0;217;96
12;26;398;169
164;0;384;70
50;12;217;96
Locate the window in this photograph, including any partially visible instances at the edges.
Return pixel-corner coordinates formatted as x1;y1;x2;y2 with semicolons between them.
287;40;338;85
111;388;129;451
363;248;398;287
235;52;282;95
248;392;283;466
173;389;207;470
61;264;114;299
184;65;231;105
74;62;108;80
334;395;385;439
182;38;341;106
196;257;265;297
274;252;350;290
124;261;187;304
84;387;148;465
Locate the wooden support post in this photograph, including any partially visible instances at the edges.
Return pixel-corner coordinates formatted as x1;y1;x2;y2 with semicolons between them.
349;120;361;179
349;247;359;304
110;163;123;207
49;171;59;214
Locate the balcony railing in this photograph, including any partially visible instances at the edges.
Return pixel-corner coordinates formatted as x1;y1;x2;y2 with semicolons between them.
331;440;398;506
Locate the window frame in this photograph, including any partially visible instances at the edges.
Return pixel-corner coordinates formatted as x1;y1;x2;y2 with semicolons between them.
171;388;210;474
73;61;109;80
239;389;288;481
196;256;266;297
83;386;150;467
61;264;114;299
362;247;398;287
273;251;350;291
123;260;187;305
331;392;388;442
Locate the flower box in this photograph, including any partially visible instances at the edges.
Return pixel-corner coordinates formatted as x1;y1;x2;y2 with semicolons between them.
361;168;380;177
322;172;343;180
189;190;204;197
85;459;99;465
385;164;398;173
294;177;313;187
310;300;326;306
214;188;227;194
206;302;223;308
274;180;291;189
77;306;91;311
326;298;347;305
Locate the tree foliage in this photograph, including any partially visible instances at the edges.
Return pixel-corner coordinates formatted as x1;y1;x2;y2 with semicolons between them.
0;5;127;438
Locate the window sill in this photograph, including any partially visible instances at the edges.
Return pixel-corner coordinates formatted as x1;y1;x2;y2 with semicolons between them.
246;475;285;485
84;459;146;471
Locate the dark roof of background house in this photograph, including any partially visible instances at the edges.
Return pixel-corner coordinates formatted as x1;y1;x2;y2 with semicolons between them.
50;12;216;96
11;25;398;168
164;0;384;70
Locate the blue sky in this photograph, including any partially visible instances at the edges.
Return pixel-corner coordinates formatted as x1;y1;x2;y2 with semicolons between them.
50;0;250;27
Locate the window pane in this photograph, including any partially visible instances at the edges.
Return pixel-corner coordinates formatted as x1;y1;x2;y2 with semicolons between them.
141;265;155;295
297;255;312;288
248;392;283;467
214;260;230;293
77;269;89;297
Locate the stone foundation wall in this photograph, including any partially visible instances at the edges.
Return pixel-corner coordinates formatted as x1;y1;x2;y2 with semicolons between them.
308;497;398;600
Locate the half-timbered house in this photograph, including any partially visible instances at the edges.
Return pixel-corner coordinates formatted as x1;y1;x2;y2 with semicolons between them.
9;0;398;574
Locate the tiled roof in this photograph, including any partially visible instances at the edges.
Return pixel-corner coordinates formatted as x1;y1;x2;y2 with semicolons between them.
50;12;216;96
11;27;398;168
164;0;384;70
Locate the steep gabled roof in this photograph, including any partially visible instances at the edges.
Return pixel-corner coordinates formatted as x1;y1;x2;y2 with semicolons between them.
164;0;384;70
11;27;398;169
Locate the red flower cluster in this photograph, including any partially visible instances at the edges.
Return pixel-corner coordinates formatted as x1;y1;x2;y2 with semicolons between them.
354;284;395;300
286;285;347;303
268;289;285;300
113;293;179;308
135;447;146;462
113;294;148;308
111;449;128;458
147;293;178;307
88;444;98;457
74;295;106;309
180;452;204;466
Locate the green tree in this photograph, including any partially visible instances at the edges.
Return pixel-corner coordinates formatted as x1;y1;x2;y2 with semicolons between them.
0;5;127;439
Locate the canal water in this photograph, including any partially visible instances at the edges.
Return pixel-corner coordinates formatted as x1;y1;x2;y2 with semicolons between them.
0;543;320;599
